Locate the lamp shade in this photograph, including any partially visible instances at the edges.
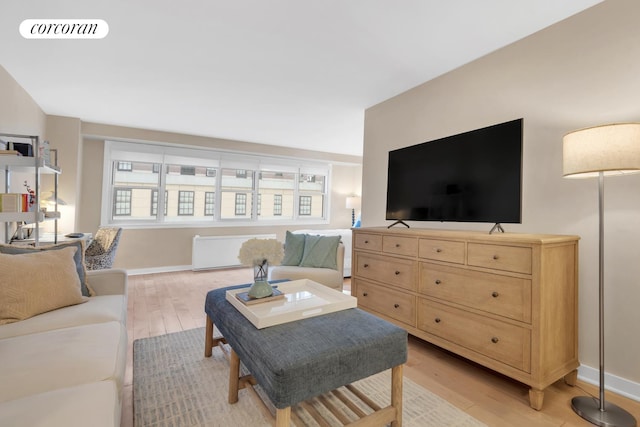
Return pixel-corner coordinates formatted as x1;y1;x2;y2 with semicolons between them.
345;196;361;210
563;123;640;178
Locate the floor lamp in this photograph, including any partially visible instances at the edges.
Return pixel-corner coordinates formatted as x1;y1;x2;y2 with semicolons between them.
563;123;640;427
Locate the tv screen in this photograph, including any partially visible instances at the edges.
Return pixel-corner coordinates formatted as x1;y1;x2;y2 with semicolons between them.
386;118;522;225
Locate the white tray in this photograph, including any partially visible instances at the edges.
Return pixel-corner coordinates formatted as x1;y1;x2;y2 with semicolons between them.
226;279;357;329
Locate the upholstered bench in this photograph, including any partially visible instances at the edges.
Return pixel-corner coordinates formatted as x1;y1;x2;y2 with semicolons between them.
204;285;407;426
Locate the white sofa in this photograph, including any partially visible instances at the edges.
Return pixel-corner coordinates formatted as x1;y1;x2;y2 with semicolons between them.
0;269;128;427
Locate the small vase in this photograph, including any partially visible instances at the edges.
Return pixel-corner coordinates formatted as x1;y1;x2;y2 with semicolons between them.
248;260;273;298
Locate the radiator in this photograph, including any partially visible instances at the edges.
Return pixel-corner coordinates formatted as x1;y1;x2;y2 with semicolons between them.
192;234;277;270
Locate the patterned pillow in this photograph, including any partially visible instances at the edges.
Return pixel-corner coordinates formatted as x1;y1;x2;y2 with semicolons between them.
281;231;307;266
0;240;92;296
0;247;87;325
299;235;340;270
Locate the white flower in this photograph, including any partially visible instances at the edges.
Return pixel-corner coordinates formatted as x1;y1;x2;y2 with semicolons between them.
238;238;284;266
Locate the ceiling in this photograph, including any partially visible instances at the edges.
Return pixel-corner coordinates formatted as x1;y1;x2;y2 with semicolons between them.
0;1;602;156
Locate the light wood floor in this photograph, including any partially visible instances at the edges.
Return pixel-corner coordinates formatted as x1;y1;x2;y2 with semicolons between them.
121;269;640;427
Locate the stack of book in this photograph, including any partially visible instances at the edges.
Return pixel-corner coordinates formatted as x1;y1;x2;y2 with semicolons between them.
0;193;37;213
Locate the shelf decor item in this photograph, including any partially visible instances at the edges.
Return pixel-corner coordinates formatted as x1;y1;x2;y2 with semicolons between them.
563;123;640;427
238;238;284;299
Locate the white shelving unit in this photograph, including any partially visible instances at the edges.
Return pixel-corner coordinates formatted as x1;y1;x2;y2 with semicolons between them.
0;133;61;245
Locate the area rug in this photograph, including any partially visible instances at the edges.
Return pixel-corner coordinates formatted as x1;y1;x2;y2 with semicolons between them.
133;327;486;426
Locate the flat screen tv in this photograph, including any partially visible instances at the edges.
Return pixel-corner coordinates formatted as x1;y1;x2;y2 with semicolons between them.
386;118;523;227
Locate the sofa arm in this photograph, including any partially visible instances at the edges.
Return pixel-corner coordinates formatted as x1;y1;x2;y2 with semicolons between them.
86;269;128;296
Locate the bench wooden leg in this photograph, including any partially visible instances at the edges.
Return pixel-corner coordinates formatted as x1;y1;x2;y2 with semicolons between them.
391;364;403;427
205;315;214;357
275;407;291;427
228;348;241;404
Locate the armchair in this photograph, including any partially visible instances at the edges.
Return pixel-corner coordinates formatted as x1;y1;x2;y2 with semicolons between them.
268;242;345;291
85;227;122;270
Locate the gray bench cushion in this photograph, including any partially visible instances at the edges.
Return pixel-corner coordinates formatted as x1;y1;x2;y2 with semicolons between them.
205;286;407;409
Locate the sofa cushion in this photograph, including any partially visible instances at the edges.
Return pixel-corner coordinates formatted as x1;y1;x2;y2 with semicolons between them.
0;321;127;403
269;266;343;290
0;247;87;325
0;240;92;297
281;231;306;266
299;234;340;270
0;295;125;340
0;381;119;427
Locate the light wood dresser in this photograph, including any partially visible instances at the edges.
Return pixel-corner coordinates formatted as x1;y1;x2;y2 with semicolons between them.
351;227;579;410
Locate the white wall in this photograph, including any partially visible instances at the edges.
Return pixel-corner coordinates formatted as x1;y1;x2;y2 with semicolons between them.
363;0;640;392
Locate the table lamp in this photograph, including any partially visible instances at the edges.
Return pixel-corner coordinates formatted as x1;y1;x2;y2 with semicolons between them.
563;123;640;427
345;196;361;227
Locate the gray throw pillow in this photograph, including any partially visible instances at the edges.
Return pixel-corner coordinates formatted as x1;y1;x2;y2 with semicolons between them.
299;235;340;270
281;231;306;266
0;240;92;297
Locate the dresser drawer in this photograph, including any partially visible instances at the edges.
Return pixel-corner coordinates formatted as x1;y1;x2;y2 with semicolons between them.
418;300;531;372
467;243;532;274
383;235;418;257
419;263;532;322
355;253;415;291
354;233;383;251
356;280;416;326
419;239;465;264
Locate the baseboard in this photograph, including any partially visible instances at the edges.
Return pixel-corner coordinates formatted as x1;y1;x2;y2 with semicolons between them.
578;364;640;402
126;265;193;276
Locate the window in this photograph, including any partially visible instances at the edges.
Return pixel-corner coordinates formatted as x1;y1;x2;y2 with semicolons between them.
103;140;331;226
114;189;132;216
117;161;132;171
180;166;196;176
151;190;168;216
257;194;262;216
298;174;326;219
221;168;253;219
204;192;215;216
111;161;160;220
299;195;312;216
258;172;294;220
178;191;195;215
235;193;247;216
273;194;282;216
151;191;158;216
164;164;216;222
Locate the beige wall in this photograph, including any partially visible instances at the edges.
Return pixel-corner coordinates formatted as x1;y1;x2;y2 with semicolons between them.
0;66;47;242
77;122;362;270
0;66;46;137
363;0;640;387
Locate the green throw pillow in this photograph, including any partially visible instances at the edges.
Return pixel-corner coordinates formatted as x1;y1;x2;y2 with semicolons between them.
299;235;340;270
281;231;306;266
0;240;92;297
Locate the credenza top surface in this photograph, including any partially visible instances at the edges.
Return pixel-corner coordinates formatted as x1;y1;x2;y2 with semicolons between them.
353;227;580;244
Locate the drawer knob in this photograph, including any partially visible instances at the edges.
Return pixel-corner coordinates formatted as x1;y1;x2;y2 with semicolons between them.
363;263;369;268
435;317;441;323
436;248;442;253
395;243;400;248
395;271;400;275
491;337;500;344
362;292;368;297
493;255;499;260
491;291;499;298
435;279;441;285
394;303;400;309
364;240;369;244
